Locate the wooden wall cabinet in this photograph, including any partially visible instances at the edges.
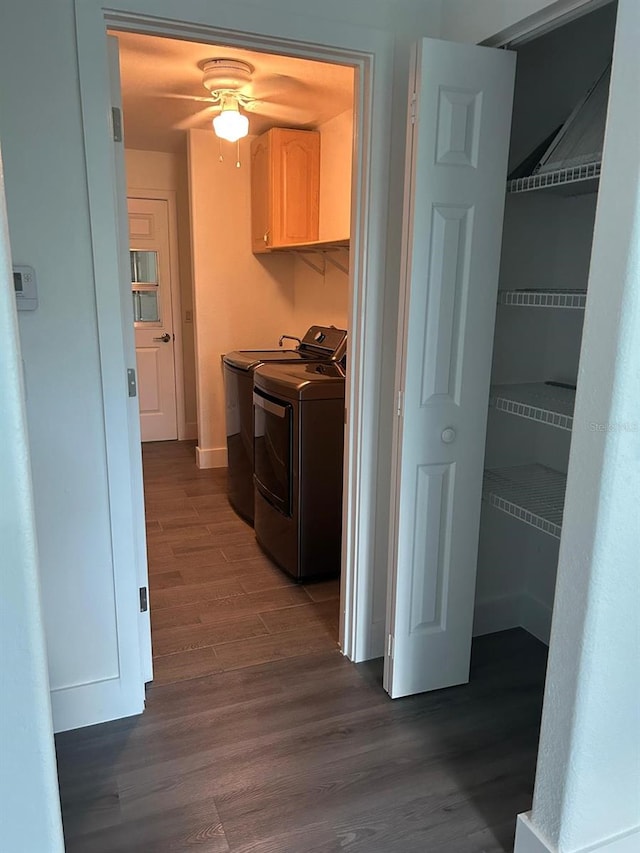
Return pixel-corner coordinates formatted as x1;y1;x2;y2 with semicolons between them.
250;128;320;253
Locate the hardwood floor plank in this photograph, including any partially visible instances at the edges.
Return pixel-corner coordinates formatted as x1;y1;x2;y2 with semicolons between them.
179;558;284;587
194;508;245;525
153;615;269;656
145;541;174;559
224;822;337;853
190;493;233;511
65;797;230;853
152;647;222;686
220;542;267;563
149;571;183;590
258;600;339;635
151;603;204;629
305;578;341;602
197;587;312;624
151;578;245;610
237;564;297;593
183;479;228;497
148;524;213;544
150;549;230;573
143;496;194;514
213;625;340;671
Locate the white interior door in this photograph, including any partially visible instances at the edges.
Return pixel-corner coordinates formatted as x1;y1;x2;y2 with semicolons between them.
129;197;178;442
385;38;516;699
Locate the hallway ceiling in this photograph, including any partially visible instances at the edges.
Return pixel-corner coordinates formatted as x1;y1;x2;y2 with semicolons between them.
112;31;355;153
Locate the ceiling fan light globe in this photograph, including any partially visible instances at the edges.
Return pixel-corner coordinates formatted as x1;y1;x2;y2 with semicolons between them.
213;110;249;142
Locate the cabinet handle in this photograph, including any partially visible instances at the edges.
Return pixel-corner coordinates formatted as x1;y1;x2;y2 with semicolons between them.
263;231;269;245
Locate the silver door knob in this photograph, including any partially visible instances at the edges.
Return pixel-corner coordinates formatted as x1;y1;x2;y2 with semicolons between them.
153;333;171;343
441;427;456;444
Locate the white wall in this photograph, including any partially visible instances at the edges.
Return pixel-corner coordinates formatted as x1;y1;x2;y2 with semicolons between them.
0;149;64;852
318;108;353;242
518;2;640;850
125;148;198;436
0;0;122;703
440;0;604;44
291;259;349;334
188;129;296;467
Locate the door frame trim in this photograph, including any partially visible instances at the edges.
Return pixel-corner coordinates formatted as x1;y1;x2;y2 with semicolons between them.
128;190;187;441
74;0;395;709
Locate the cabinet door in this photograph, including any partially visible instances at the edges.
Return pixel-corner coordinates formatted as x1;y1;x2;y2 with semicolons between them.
385;38;515;698
250;132;271;253
271;128;320;247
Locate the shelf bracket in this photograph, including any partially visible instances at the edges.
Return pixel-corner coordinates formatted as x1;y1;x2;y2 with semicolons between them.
294;251;325;275
324;249;349;275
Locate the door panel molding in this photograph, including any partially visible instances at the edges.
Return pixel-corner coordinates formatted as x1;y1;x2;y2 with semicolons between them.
385;37;515;699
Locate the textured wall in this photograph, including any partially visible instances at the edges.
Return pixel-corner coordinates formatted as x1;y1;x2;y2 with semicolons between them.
0;152;64;851
526;1;640;849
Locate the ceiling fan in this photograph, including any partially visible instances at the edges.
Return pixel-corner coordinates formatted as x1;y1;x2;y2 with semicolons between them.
171;57;318;137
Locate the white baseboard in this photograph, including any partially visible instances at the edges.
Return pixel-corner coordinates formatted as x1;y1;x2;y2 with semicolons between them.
473;592;552;645
50;678;144;733
515;814;554;853
516;814;640;853
195;445;227;469
473;592;523;637
520;593;552;645
183;421;198;441
579;826;640;853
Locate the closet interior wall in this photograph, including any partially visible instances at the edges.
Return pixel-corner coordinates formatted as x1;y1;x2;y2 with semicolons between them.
474;2;618;644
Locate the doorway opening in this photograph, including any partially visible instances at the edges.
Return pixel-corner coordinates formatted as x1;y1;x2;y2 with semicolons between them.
109;25;360;683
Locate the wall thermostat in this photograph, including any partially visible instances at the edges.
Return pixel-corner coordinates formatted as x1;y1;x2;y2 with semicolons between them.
13;264;38;310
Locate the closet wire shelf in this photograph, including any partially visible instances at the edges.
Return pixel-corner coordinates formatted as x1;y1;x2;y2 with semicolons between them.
490;383;575;431
483;464;566;539
497;289;586;309
507;162;601;194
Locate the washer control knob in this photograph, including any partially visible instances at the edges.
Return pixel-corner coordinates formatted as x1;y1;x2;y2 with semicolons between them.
441;427;456;444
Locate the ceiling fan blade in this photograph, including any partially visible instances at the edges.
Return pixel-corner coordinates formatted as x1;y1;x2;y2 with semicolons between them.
249;74;311;102
161;92;216;104
246;100;316;126
173;105;217;131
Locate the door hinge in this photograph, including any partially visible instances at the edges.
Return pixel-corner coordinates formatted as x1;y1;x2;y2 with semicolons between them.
410;93;417;125
387;634;394;658
139;587;148;613
396;389;403;417
127;368;137;398
111;106;123;143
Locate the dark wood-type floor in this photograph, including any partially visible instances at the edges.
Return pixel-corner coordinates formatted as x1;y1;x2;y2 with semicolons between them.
55;441;547;853
142;441;340;684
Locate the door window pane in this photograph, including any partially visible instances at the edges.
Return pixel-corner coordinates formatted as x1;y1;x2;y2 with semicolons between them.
130;250;158;284
132;290;160;323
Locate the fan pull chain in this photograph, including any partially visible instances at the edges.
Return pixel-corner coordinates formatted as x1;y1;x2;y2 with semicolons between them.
236;140;241;169
219;138;223;163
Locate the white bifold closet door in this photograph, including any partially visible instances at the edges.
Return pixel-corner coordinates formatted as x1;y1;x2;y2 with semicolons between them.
385;38;516;699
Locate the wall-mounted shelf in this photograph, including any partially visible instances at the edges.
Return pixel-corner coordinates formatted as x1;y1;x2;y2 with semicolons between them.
497;289;587;309
490;383;575;431
483;464;566;539
507;162;601;196
271;238;349;275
